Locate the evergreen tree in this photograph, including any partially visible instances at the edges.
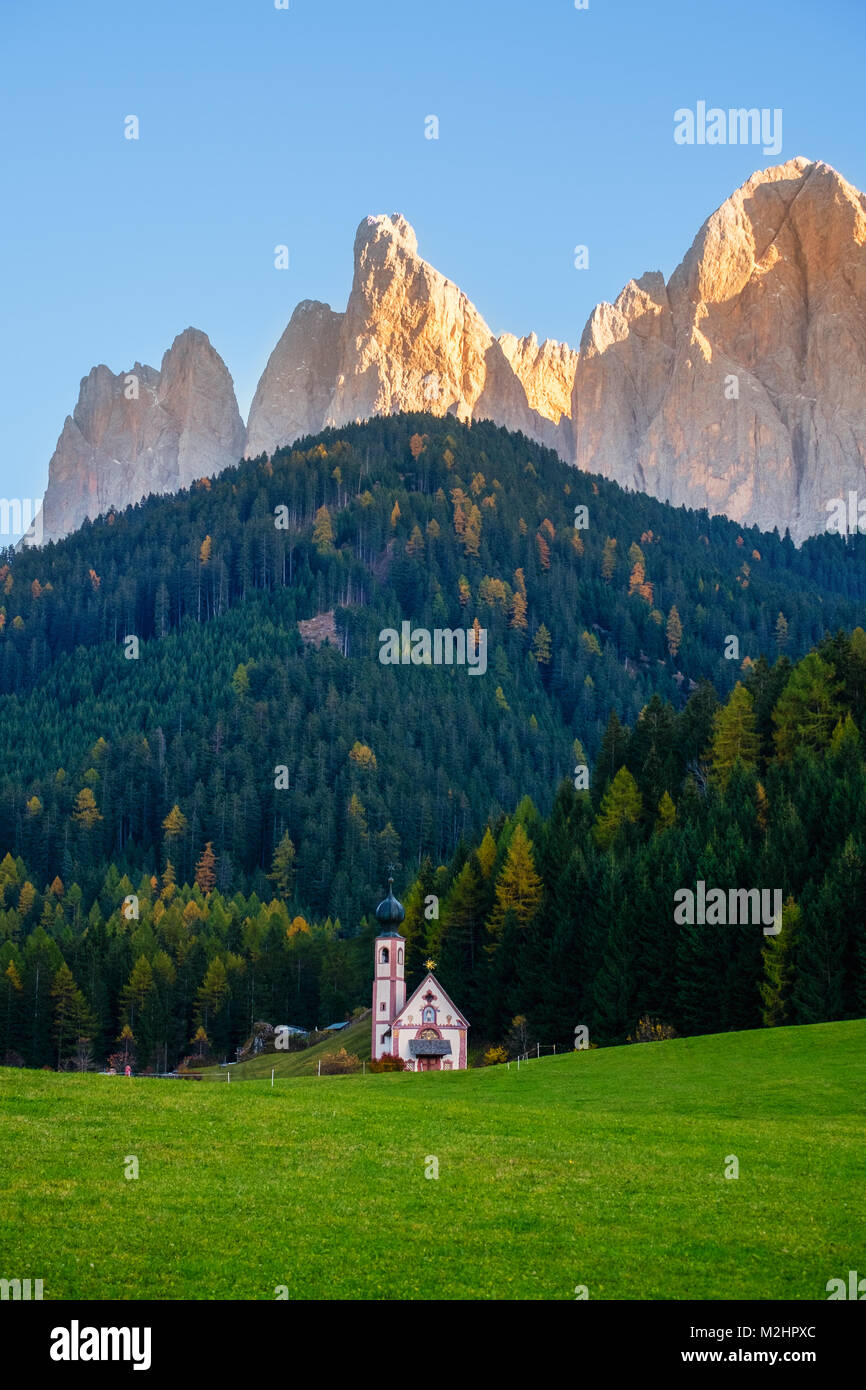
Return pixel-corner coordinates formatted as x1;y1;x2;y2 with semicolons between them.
593;768;642;850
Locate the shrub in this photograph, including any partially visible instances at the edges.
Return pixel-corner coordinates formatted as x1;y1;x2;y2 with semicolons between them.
319;1047;361;1075
368;1053;406;1073
627;1016;678;1043
483;1045;508;1066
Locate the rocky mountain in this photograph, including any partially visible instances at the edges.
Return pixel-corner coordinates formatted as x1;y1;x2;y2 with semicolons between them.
571;158;866;542
36;158;866;543
39;329;245;542
244;300;344;461
245;214;568;458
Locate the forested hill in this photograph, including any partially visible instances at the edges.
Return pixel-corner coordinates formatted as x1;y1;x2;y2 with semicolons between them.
1;412;865;922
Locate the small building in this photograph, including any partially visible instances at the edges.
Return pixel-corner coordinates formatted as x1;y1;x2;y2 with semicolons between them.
371;878;469;1071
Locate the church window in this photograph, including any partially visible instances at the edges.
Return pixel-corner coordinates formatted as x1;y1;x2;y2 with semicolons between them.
398;949;403;964
379;947;389;963
380;1002;387;1012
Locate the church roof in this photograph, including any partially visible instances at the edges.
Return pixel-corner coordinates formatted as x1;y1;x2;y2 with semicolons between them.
395;973;469;1030
409;1038;453;1057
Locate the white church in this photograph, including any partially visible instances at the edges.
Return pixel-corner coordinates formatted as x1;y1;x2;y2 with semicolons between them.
372;878;469;1071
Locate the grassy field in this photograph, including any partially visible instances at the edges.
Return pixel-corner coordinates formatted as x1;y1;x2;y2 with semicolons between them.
1;1020;864;1300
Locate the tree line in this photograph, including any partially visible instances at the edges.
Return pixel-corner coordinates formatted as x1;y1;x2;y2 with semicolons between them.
2;633;865;1067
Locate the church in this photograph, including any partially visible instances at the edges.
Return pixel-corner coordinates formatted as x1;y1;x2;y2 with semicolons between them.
371;878;469;1071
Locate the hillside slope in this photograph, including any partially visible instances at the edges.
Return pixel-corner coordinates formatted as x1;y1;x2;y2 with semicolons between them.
2;1019;863;1300
3;414;866;920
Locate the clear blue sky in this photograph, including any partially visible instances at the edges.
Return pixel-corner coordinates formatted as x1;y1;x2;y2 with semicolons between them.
2;0;864;504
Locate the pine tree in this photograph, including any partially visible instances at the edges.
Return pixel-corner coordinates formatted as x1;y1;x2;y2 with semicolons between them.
195;958;230;1036
313;505;334;551
488;824;543;936
760;898;800;1026
656;791;676;831
162;805;188;842
601;537;617;583
530;624;552;665
772;652;841;761
666;605;683;658
50;962;95;1068
596;710;630;799
268;832;296;901
709;682;759;788
593;768;642;850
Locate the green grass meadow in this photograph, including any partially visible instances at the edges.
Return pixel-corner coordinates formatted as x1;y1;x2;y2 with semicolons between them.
1;1020;864;1300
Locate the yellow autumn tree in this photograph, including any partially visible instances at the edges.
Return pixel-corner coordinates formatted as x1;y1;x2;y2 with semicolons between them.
476;827;498;879
312;505;334;552
488;824;543;935
348;741;377;771
73;787;103;829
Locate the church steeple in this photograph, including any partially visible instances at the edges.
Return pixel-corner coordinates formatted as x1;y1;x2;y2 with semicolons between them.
372;875;406;1060
375;874;405;933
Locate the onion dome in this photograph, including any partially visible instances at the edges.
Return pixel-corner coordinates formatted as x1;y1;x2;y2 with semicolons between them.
376;876;405;933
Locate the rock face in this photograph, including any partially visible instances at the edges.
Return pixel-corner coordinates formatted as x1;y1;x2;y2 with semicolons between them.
245;213;570;456
37;159;866;544
40;329;244;541
245;300;344;459
498;331;579;425
326;214;549;440
572;158;866;542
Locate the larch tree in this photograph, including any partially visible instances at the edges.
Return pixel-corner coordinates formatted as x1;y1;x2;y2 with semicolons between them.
488;823;543;937
268;832;296;901
666;605;683;658
593;767;642;850
194;841;217;895
709;682;760;788
312;505;334;552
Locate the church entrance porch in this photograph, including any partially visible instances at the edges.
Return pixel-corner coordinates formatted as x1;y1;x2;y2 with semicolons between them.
416;1056;441;1072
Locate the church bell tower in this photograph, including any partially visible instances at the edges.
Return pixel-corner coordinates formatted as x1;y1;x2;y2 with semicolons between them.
372;877;406;1060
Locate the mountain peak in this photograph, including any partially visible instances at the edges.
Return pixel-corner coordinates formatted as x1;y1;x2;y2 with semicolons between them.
41;331;243;542
355;213;418;257
36;159;866;544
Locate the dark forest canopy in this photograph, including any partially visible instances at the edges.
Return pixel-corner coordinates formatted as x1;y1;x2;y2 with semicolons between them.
0;414;864;1066
1;413;865;927
2;631;866;1070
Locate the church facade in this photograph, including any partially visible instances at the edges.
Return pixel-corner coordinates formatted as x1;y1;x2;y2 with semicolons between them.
371;880;469;1071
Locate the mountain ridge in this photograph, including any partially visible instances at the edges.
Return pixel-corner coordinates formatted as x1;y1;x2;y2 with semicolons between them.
36;158;866;544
